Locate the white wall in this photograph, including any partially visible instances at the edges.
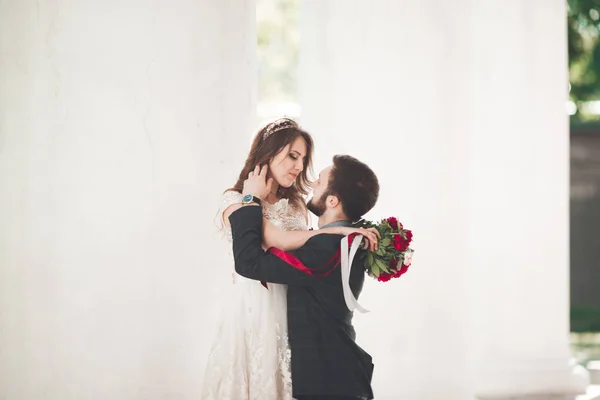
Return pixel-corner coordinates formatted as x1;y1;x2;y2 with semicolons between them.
0;1;255;398
299;1;587;399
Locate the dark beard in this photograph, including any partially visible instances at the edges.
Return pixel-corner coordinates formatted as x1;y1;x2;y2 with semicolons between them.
307;193;327;217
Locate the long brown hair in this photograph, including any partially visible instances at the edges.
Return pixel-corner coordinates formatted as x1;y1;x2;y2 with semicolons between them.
229;118;314;211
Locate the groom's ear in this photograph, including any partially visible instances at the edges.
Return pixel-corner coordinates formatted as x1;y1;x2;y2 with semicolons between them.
326;194;340;209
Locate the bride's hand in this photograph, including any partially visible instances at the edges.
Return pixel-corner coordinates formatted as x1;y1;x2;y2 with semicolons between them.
243;165;273;200
336;227;380;251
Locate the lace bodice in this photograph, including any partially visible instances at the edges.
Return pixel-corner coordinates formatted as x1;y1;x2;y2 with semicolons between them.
219;191;309;239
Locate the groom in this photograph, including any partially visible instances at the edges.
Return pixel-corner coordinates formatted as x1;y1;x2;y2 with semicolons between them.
228;155;379;400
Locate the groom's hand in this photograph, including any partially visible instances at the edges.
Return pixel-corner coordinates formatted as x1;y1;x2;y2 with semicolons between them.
243;165;273;200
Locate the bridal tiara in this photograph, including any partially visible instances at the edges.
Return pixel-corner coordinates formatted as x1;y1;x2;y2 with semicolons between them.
263;118;299;140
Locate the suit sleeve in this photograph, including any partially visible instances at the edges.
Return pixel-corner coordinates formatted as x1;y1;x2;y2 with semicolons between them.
229;205;336;286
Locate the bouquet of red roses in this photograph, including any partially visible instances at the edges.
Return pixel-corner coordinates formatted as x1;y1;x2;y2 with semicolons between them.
354;217;414;282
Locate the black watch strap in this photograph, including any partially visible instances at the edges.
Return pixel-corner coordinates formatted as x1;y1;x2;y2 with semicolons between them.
242;194;262;206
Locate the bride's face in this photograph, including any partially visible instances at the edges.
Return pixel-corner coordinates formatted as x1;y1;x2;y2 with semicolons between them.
268;137;307;188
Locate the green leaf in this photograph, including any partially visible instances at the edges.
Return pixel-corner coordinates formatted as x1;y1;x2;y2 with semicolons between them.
371;265;381;278
366;252;374;266
375;258;389;273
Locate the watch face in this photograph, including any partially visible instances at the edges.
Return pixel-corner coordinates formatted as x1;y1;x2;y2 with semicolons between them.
242;194;252;203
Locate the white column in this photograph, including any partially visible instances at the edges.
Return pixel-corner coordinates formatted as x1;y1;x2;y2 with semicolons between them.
467;2;588;399
0;1;255;399
299;1;587;399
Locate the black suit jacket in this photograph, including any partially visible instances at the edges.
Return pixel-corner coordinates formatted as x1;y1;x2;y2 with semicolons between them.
229;206;374;399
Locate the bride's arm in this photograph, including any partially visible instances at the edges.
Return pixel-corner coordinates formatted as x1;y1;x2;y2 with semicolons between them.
261;205;315;251
223;203;317;250
262;218;319;251
262;218;380;252
223;204;380;252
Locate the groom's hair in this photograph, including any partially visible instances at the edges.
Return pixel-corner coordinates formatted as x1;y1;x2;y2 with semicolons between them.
327;155;379;221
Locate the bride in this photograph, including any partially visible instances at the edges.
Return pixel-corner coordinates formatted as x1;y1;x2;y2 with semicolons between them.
200;118;377;400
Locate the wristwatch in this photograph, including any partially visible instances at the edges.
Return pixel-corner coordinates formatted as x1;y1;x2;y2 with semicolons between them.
241;194;262;206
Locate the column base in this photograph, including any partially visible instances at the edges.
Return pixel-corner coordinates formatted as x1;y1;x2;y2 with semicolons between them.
588;361;600;385
475;359;589;400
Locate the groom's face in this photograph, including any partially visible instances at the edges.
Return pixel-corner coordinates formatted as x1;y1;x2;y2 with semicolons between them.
307;165;333;217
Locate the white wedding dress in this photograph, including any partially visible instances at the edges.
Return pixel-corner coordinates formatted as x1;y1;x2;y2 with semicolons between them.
200;191;309;400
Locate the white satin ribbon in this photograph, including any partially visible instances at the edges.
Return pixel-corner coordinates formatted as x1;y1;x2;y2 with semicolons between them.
340;235;369;313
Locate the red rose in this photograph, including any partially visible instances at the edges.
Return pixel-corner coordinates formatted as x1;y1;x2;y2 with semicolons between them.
386;217;399;231
392;234;402;250
393;234;408;251
394;264;410;278
393;231;413;251
405;230;413;245
377;272;393;282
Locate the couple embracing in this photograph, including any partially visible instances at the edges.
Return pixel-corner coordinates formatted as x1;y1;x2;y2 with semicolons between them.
201;118;381;400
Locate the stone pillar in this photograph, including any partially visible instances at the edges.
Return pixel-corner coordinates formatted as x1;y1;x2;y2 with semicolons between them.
299;1;588;399
466;2;587;399
0;1;255;399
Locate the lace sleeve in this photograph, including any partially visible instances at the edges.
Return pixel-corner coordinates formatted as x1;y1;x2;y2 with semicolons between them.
218;191;245;234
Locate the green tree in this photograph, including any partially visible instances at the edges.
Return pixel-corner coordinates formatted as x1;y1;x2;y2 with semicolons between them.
568;0;600;119
257;0;299;104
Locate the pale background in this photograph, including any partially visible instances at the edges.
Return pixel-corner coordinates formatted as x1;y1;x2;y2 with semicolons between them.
0;1;598;399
